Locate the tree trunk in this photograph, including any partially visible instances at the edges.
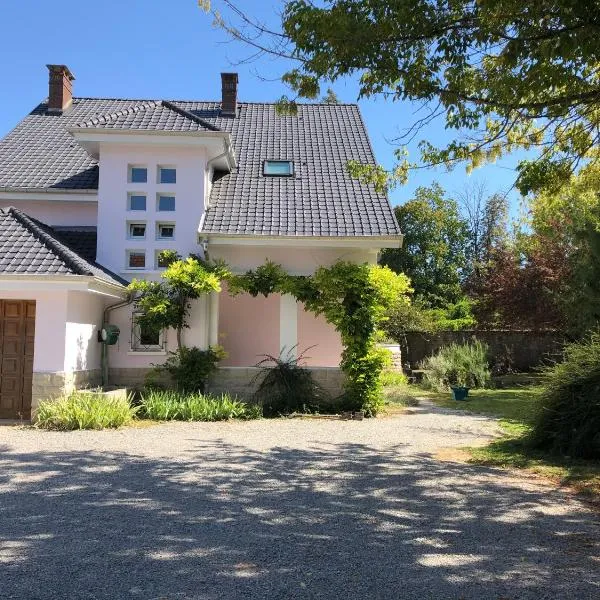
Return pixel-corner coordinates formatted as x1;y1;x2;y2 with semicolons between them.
176;327;183;350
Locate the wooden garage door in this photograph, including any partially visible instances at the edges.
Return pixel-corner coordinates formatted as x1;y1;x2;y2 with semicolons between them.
0;300;35;419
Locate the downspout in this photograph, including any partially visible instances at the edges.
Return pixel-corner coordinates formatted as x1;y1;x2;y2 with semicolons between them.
101;294;133;389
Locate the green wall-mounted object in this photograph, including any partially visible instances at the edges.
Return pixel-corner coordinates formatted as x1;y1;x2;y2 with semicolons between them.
100;324;120;345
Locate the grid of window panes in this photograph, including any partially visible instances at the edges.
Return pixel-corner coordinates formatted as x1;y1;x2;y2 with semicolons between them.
157;223;175;239
129;194;146;211
158;195;176;211
128;251;146;269
130;166;147;183
159;167;176;184
129;223;146;239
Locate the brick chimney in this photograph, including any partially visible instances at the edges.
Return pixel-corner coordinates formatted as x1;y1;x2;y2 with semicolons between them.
221;72;238;117
46;64;75;113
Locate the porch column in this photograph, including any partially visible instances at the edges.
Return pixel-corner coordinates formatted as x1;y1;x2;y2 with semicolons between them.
208;291;219;347
279;294;298;359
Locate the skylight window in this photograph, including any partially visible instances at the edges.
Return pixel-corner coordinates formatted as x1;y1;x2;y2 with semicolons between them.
263;160;293;176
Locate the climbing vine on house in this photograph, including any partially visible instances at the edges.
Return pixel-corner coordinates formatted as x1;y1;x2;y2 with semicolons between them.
229;260;412;416
130;253;411;416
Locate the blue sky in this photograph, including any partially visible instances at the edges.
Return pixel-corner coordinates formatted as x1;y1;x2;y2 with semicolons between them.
0;0;524;210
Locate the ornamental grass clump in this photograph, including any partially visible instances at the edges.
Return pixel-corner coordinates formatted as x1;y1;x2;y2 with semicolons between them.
36;391;137;430
422;340;491;392
252;348;330;416
530;331;600;459
138;390;261;421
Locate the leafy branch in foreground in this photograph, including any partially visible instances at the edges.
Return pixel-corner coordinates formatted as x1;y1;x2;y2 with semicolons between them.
203;0;600;194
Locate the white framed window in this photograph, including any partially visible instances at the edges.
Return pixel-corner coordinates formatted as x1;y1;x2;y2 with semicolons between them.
131;313;165;352
128;193;146;211
156;222;175;240
155;250;171;269
128;165;147;183
127;250;146;269
263;160;294;176
158;166;176;184
128;222;146;239
157;194;175;212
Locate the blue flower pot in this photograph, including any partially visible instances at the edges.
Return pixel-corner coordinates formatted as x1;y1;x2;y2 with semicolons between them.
451;386;470;401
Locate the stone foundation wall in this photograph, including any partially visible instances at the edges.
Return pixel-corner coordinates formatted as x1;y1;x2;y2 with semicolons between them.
31;369;102;412
208;367;346;400
108;367;172;389
106;366;346;400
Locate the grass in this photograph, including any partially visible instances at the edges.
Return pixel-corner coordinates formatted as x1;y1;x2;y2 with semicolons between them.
137;389;262;421
428;385;600;499
36;391;137;430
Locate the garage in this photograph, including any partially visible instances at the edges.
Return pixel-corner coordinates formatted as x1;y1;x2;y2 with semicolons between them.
0;300;35;419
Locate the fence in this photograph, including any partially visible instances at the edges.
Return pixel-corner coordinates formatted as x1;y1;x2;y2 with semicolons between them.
401;330;566;372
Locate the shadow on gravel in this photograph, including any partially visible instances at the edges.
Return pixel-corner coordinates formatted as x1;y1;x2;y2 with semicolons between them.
1;440;599;599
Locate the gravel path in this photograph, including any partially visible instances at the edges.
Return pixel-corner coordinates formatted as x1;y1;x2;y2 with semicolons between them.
1;403;599;599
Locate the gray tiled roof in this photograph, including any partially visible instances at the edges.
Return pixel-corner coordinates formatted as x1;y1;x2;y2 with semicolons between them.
73;100;221;132
51;228;97;262
0;97;400;238
0;207;125;286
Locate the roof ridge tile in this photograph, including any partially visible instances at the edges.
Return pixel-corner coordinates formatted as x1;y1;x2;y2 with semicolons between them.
161;100;222;132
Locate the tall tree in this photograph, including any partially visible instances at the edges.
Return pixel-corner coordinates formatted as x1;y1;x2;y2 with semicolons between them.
380;183;469;308
206;0;600;194
457;182;509;288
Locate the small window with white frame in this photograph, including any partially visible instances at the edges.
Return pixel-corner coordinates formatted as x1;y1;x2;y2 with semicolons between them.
158;166;177;184
128;165;147;183
157;194;176;212
131;313;165;352
156;222;175;240
127;222;146;240
127;250;146;269
128;193;147;211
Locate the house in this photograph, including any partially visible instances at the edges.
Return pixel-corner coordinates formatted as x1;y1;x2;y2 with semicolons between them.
0;65;402;419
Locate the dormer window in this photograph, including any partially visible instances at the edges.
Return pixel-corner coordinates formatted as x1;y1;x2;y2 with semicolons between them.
263;160;293;176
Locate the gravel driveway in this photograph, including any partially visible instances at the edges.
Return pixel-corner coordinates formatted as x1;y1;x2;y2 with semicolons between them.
1;403;599;600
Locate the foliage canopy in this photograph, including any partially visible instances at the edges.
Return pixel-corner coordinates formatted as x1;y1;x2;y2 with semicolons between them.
204;0;600;194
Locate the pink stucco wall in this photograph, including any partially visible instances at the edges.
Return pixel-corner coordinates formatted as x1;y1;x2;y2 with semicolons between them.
0;200;97;226
218;287;280;367
297;303;343;367
211;246;377;274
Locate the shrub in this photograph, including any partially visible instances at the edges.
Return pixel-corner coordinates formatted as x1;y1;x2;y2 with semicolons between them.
252;349;330;416
422;340;491;392
138;389;261;421
529;331;600;459
380;369;408;387
152;345;226;393
36;391;137;430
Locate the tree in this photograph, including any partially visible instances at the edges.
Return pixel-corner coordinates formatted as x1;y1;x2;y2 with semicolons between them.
527;164;600;334
457;182;509;289
380;184;469;308
128;251;226;349
472;234;570;330
205;0;600;194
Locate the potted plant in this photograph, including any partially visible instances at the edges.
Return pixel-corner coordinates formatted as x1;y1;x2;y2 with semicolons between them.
446;367;470;401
